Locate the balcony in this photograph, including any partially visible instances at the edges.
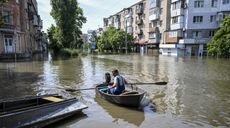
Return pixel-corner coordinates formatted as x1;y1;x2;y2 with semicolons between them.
149;14;160;21
0;24;15;29
114;22;121;29
165;37;181;44
149;27;158;33
179;38;210;44
171;8;184;17
125;13;132;18
160;44;177;49
148;39;159;44
171;0;181;3
124;8;132;18
135;29;143;35
0;24;15;32
171;22;184;30
136;7;143;14
150;0;160;8
33;15;39;27
126;19;133;27
35;32;43;41
127;27;133;34
39;19;43;28
136;19;143;25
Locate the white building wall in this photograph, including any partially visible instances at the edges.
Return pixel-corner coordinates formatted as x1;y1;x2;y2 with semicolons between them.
186;0;220;30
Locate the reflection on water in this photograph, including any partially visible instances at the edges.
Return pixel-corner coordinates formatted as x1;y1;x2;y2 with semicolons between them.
0;54;230;127
94;93;145;127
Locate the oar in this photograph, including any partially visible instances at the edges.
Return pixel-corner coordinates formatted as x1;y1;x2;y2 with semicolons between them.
65;87;96;92
128;81;167;85
65;82;167;92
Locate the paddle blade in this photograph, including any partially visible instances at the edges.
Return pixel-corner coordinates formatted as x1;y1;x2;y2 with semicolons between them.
128;82;168;85
154;82;168;85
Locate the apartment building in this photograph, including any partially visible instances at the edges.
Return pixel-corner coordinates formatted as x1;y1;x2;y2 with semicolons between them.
160;0;230;56
149;0;171;48
103;0;171;53
103;0;151;50
0;0;44;59
103;0;230;56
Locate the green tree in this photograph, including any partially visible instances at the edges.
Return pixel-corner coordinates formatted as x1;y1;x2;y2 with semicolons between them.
208;16;230;57
0;0;8;4
47;24;62;53
50;0;86;49
97;27;134;53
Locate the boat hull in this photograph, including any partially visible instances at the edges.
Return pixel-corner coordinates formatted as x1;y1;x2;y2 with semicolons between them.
96;84;146;107
0;94;87;128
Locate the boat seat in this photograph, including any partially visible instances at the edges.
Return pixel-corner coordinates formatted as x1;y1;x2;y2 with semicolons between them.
42;97;64;102
120;91;138;95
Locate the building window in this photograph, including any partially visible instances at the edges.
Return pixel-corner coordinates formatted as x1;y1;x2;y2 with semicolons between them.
3;11;11;24
193;16;203;23
211;0;218;7
169;31;177;37
172;17;178;24
149;32;156;39
210;15;216;22
172;1;181;10
209;31;215;37
192;31;202;38
222;0;230;4
194;0;204;8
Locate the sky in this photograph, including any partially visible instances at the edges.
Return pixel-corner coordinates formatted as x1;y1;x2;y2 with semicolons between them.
37;0;140;34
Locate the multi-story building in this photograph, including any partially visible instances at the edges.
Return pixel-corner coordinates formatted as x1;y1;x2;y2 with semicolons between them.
103;0;230;56
160;0;230;56
0;0;45;59
149;0;171;48
103;0;150;51
87;30;97;51
103;0;171;53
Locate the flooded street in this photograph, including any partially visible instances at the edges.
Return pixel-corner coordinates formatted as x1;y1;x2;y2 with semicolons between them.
0;54;230;128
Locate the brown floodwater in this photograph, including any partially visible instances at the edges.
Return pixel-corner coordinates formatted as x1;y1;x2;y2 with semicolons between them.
0;54;230;128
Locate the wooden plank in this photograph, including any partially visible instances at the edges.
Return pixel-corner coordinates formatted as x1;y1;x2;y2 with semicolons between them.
42;97;64;102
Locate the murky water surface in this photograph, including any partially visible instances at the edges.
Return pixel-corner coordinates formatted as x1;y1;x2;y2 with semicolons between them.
0;54;230;127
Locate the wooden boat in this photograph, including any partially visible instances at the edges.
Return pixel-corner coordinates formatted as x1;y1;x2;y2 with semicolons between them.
96;84;146;107
0;94;87;128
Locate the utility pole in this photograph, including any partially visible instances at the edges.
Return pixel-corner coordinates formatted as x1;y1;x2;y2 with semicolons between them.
125;18;128;54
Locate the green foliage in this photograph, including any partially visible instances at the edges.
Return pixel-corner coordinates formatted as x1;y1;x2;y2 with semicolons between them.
59;48;79;57
0;0;8;4
58;48;88;57
50;0;86;50
208;16;230;57
97;27;134;53
47;24;63;53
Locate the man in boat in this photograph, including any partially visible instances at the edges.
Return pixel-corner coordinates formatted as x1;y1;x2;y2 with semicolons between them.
108;69;128;95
